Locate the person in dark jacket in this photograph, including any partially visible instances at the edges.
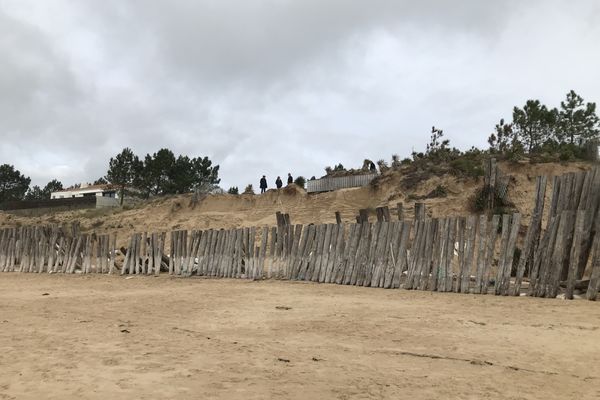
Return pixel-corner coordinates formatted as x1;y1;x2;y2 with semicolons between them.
275;176;283;189
287;173;293;185
260;175;268;193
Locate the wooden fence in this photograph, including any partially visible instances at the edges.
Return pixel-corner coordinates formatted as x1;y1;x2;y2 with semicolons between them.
306;173;378;193
0;167;599;301
0;196;97;211
0;225;115;274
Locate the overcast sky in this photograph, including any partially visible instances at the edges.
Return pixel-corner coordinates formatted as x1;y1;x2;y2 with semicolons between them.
1;0;599;189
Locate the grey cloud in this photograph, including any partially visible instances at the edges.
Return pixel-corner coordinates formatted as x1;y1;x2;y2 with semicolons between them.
0;0;599;190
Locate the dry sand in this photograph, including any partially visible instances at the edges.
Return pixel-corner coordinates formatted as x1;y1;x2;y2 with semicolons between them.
0;274;598;399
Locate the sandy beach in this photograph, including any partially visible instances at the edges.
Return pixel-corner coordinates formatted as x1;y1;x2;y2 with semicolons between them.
0;274;598;399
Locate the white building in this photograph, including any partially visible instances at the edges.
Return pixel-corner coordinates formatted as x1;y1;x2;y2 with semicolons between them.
50;183;118;200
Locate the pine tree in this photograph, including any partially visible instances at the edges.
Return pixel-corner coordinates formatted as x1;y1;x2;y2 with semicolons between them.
106;148;141;205
25;185;45;200
512;100;557;152
557;90;600;145
43;179;63;196
0;164;31;203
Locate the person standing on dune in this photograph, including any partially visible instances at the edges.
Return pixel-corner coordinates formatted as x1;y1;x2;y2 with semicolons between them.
287;173;293;185
275;176;283;189
260;175;268;193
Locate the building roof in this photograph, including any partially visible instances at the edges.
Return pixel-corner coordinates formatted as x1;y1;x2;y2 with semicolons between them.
52;183;116;193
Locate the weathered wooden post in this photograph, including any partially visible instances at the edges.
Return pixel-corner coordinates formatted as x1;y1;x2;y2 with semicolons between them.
382;206;391;222
375;207;384;222
275;211;285;227
358;209;369;223
396;202;404;220
414;203;425;221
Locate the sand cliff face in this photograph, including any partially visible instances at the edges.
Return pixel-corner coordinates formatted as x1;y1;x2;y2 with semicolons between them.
0;161;592;247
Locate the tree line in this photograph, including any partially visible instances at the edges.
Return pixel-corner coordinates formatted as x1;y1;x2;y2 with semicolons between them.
0;90;598;204
105;148;220;204
488;90;598;159
0;148;220;204
391;90;598;171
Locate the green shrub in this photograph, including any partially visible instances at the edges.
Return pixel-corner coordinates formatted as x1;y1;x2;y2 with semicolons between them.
449;158;484;178
426;185;448;198
469;186;515;215
559;147;574;161
294;176;306;188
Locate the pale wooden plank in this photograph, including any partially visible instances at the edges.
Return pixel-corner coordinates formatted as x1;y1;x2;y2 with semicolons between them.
218;230;229;277
356;222;373;286
350;222;369;285
473;215;487;294
318;224;334;283
362;222;381;287
499;213;521;295
414;202;425;221
365;221;382;287
512;176;547;295
139;232;147;275
406;219;424;289
443;218;457;292
548;175;561;219
381;221;401;288
374;221;393;288
586;224;600;300
533;215;561;297
566;210;586;299
209;230;218;277
291;224;308;280
168;231;175;275
298;225;316;281
234;229;243;278
307;224;325;281
327;224;345;284
68;235;83;274
410;219;431;289
547;211;573;298
454;218;466;293
494;215;511;295
461;216;478;294
196;230;209;276
436;218;450;292
220;230;233;278
248;227;256;279
427;218;445;291
267;226;277;278
528;216;556;296
208;229;220;277
285;225;301;280
214;229;226;277
304;224;321;281
333;223;352;285
256;227;268;280
323;224;339;283
342;223;361;285
121;235;133;275
418;219;436;291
